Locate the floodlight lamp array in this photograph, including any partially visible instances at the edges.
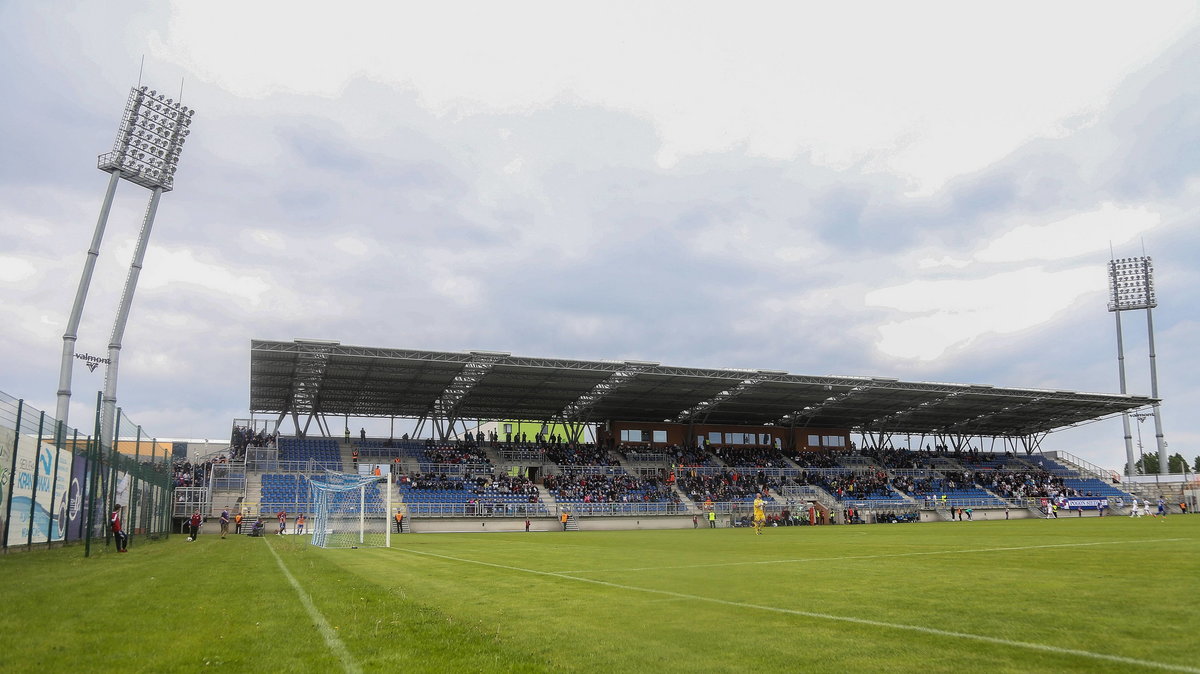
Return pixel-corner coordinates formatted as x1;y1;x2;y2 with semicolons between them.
97;86;195;191
1106;256;1156;311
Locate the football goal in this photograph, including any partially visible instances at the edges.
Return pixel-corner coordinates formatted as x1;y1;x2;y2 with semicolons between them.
308;470;394;548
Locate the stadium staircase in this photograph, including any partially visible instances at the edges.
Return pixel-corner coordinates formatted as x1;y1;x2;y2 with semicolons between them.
564;513;579;531
836;454;874;470
242;473;263;515
1125;483;1184;513
931;507;956;522
930;456;963;471
482;444;502;466
783;484;841;514
394;513;412;533
210;487;245;519
672;486;699;513
536;484;560;513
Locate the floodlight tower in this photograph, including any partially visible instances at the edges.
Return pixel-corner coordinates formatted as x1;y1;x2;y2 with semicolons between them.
1107;256;1167;477
54;85;195;447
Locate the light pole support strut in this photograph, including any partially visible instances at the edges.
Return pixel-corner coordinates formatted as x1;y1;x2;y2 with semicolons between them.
101;186;163;448
57;170;121;434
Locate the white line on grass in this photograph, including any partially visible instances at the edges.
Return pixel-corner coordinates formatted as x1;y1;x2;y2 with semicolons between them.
397;546;1199;674
550;537;1187;574
264;539;362;674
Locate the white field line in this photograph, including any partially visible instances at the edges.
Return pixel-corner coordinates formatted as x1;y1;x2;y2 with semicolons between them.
397;545;1200;674
549;537;1188;574
265;539;361;674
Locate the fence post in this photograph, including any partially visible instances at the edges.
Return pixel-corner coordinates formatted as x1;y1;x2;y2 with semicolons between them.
46;420;63;549
2;399;25;552
130;425;141;541
24;411;46;549
159;438;170;540
85;391;102;557
104;410;120;548
149;437;158;536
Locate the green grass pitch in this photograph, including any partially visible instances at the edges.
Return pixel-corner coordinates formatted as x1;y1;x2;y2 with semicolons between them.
1;516;1196;672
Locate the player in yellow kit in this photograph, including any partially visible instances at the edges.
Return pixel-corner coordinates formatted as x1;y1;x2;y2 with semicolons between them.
752;492;766;535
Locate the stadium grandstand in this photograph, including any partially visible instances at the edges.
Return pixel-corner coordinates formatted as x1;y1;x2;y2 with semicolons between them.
151;338;1187;531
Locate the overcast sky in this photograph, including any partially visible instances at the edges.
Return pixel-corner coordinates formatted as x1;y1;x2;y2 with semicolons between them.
2;1;1197;471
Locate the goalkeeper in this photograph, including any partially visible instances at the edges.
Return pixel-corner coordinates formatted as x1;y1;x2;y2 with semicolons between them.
752;493;766;535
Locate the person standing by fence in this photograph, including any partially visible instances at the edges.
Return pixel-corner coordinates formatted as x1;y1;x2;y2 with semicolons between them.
219;509;230;539
188;510;202;540
110;504;128;553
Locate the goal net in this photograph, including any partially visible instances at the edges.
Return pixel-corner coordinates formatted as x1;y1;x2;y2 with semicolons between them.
308;471;393;548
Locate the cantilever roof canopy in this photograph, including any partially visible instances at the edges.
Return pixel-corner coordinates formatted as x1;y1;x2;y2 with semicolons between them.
249;339;1156;437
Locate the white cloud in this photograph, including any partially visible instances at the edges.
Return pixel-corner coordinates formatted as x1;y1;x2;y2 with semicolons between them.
241;229;287;251
918;255;971;270
333;236;370;257
0;256;36;283
977;203;1161;263
866;267;1100;360
135;246;270;306
149;1;1198;192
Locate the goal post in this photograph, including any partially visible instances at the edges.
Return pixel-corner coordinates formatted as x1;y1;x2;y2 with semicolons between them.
308;470;392;548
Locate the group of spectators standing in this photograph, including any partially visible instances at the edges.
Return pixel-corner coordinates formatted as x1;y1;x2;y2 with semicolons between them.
462;429;574;446
172;459;215;488
230;425;276;462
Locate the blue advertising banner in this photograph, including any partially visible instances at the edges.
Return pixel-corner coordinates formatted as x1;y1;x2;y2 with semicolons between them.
66;453;89;541
1065;497;1109;510
6;443;72;545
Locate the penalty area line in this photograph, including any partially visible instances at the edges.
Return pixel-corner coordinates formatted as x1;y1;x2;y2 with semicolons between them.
264;538;361;674
398;547;1199;674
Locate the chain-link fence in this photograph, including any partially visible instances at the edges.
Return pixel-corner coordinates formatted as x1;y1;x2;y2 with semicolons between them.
0;389;173;555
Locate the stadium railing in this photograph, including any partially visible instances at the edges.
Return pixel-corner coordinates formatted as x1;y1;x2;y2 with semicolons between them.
558;502;687;517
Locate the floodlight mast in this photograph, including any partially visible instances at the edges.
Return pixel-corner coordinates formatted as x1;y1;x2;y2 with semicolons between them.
54;85;194;448
55;171;120;442
1107;256;1167;477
